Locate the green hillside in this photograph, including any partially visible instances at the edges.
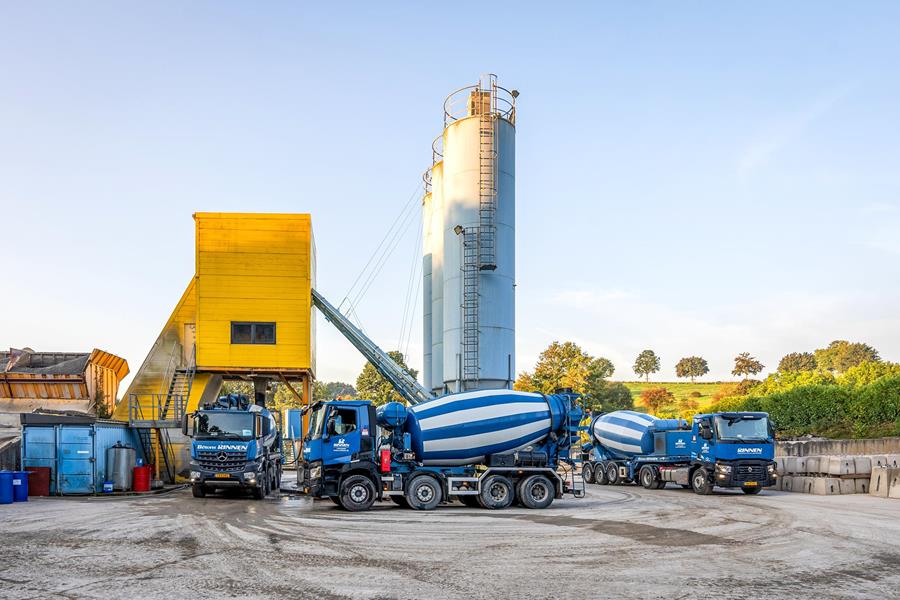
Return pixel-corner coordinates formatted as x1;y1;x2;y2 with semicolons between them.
620;381;726;411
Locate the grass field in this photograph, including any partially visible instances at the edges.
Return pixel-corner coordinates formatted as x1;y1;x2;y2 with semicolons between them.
620;381;727;411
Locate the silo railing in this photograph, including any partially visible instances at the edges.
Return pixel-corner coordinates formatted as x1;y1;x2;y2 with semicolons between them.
432;133;443;164
443;75;517;128
422;167;432;194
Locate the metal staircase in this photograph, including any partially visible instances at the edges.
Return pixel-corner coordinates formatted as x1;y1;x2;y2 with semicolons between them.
461;228;480;384
160;366;194;420
136;427;177;484
477;77;498;271
311;289;433;405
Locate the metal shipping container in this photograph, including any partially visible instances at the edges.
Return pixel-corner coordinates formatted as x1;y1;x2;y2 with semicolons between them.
20;414;145;494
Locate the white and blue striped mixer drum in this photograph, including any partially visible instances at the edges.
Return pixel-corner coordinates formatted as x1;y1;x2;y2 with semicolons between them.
591;410;684;459
405;390;568;466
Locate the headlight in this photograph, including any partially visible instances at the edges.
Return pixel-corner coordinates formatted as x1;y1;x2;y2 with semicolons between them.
243;472;256;481
767;464;776;473
309;465;322;480
716;464;732;474
190;471;201;481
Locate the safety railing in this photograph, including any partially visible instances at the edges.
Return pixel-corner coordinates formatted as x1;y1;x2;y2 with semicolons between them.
422;167;432;194
443;74;517;128
128;393;186;426
432;133;443;164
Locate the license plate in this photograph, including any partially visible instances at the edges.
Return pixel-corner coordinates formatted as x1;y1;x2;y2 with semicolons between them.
214;473;231;479
744;481;758;486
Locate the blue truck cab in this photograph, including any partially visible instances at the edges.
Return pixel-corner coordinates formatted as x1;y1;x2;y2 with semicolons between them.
182;394;283;499
583;411;777;495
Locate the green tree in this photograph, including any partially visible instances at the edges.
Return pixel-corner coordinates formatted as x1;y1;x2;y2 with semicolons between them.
732;352;764;380
675;356;709;382
591;381;633;412
515;341;602;394
313;381;357;401
638;387;675;415
814;340;880;373
632;349;661;382
778;352;817;373
838;361;900;387
356;351;418;406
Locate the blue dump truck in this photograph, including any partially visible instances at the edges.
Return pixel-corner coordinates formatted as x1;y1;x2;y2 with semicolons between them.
297;390;585;511
581;410;777;495
182;394;283;499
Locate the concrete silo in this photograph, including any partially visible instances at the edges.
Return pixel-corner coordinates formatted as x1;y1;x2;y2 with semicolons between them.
423;74;517;394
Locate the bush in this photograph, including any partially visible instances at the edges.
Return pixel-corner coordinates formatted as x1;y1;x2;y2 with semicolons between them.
848;375;900;427
689;391;702;398
839;361;900;387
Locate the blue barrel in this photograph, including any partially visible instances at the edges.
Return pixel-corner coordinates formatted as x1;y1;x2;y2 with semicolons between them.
402;390;571;466
12;471;29;502
591;410;686;459
0;471;13;504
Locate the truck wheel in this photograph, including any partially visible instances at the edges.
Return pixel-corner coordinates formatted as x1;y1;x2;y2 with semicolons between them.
594;463;608;485
329;496;342;505
639;466;658;490
680;484;692;489
405;475;442;511
252;483;265;500
460;494;481;508
741;486;763;495
478;475;514;509
339;475;376;512
519;475;554;509
691;468;713;495
605;463;620;485
390;495;410;508
191;484;206;498
582;463;595;484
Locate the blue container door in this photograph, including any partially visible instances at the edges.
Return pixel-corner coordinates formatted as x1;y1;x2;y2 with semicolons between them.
59;427;94;494
22;426;58;494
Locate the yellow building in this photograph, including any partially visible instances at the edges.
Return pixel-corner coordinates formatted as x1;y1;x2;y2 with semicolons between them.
114;213;316;480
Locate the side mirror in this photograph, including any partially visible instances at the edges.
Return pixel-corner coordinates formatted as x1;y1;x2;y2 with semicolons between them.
181;413;190;437
325;417;336;439
699;424;713;440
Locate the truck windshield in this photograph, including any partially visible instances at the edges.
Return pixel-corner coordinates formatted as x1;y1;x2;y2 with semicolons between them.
714;415;770;441
195;412;254;440
307;406;327;440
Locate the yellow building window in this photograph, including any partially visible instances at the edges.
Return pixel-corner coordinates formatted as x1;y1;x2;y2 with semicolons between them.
231;322;276;345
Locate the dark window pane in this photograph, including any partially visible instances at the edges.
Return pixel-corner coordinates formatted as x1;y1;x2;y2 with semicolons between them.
254;323;276;344
231;323;252;344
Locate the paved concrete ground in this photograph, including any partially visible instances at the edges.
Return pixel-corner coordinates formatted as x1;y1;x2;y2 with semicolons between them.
1;483;899;599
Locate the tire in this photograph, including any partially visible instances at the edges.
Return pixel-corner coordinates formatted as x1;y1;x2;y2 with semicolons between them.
594;463;608;485
329;496;342;505
582;463;595;484
478;475;515;510
680;484;692;489
639;466;658;490
655;480;667;490
741;486;763;495
460;494;481;508
519;475;555;509
390;495;410;508
339;475;377;512
691;468;713;495
251;483;264;500
605;463;620;485
263;471;271;497
191;484;206;498
405;475;442;511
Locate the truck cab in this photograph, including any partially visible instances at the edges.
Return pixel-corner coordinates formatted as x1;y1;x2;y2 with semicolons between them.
299;400;380;505
183;396;283;499
688;412;776;494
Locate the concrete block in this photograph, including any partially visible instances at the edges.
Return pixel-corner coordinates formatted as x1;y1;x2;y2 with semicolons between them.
825;456;855;476
805;456;821;474
794;476;814;494
773;476;782;491
811;478;842;495
855;478;869;494
853;457;872;475
839;479;856;495
795;457;808;474
869;455;889;468
869;467;892;498
781;475;794;492
889;470;900;500
774;457;786;475
887;454;900;468
783;457;798;474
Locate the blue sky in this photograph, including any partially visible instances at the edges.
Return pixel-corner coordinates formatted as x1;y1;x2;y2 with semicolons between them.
2;2;899;388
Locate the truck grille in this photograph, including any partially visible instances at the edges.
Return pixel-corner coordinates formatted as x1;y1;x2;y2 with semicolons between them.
732;462;766;483
197;450;246;472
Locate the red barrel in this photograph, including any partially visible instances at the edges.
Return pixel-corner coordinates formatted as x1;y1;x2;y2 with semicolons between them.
28;467;51;497
132;465;151;492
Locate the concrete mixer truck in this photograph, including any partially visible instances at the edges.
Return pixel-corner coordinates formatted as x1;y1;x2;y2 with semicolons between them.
581;410;777;495
297;389;585;511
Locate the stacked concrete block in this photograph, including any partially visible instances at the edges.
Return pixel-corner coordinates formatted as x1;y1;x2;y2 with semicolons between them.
869;467;892;498
781;476;794;492
805;456;821;475
855;478;869;494
890;470;900;500
825;456;855;476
